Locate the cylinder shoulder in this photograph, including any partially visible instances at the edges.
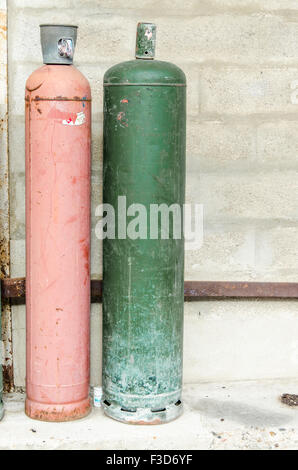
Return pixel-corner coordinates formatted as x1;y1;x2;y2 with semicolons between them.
104;60;186;86
26;65;91;100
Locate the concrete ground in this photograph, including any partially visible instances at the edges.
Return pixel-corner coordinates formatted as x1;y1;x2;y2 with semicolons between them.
2;380;298;450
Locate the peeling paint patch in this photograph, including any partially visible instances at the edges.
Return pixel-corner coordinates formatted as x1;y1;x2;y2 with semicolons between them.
62;111;86;126
117;111;128;127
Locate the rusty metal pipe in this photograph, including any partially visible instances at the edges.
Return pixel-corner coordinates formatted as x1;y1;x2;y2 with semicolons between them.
2;279;298;301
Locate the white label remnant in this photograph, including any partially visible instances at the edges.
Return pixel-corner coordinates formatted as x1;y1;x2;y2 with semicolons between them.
93;387;102;408
145;28;152;40
63;111;86;126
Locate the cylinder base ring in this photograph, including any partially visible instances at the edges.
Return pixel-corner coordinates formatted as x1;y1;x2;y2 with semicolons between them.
103;399;183;425
25;397;91;422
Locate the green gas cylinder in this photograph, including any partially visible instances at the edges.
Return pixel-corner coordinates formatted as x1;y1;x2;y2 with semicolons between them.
102;22;186;424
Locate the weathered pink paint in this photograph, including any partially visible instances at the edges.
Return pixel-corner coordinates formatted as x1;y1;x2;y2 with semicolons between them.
25;65;91;422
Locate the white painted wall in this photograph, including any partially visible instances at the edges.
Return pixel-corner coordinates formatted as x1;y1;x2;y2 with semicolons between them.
7;0;298;387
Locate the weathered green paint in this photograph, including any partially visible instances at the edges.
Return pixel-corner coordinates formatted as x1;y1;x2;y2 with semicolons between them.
0;288;4;421
135;22;156;60
102;24;186;424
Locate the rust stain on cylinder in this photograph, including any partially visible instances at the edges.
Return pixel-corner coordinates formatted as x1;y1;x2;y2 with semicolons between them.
25;397;91;422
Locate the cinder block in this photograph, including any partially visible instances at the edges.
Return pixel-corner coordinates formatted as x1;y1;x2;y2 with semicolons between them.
211;0;298;10
257;121;298;167
90;303;102;387
91;170;102;206
11;0;76;7
8;8;40;65
10;0;198;11
12;305;26;387
90;239;102;279
255;226;298;280
191;171;298;221
10;0;298;12
184;300;298;383
185;227;256;281
91;116;103;173
91;169;103;279
91;221;102;278
258;15;298;64
187;119;255;170
157;15;259;64
9;117;25;173
10;239;25;278
201;67;298;115
9;171;25;240
184;65;200;117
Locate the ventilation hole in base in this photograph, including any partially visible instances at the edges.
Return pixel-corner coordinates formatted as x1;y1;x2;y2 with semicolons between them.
151;408;166;413
103;400;111;407
175;400;182;406
121;408;136;413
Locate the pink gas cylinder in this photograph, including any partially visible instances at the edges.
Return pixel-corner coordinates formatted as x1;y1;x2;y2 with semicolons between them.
25;25;91;421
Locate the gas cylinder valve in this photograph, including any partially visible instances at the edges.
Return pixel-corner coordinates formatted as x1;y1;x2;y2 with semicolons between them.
58;38;73;59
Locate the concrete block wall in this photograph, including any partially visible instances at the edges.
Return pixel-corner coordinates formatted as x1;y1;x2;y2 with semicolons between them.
7;0;298;387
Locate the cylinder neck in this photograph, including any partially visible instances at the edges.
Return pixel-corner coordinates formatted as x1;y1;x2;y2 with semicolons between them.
135;22;156;60
40;25;78;65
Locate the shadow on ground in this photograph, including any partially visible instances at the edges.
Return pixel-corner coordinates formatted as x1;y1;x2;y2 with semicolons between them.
193;398;293;427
